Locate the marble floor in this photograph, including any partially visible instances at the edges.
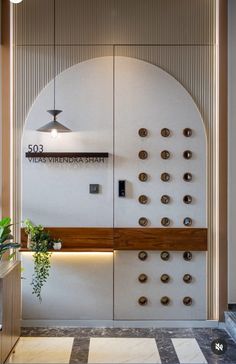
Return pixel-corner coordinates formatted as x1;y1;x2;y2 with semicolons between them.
18;327;236;364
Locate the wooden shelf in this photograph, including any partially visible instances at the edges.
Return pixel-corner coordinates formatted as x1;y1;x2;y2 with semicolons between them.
25;152;109;158
21;227;208;252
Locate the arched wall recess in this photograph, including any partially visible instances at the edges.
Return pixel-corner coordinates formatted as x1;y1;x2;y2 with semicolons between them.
21;57;207;321
22;56;207;229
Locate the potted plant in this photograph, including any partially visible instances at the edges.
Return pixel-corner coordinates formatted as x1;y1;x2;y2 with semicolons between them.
24;219;62;302
0;217;20;260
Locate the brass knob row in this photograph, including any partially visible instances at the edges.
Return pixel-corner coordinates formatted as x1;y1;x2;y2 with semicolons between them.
138;251;193;261
137;194;192;205
138;296;193;306
138;273;192;284
138;151;193;160
138;217;193;227
138;128;193;138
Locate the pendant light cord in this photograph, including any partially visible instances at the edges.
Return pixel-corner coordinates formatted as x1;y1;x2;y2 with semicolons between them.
53;0;56;111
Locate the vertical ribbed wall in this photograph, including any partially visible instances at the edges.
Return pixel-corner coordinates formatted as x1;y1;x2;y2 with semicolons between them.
12;0;216;318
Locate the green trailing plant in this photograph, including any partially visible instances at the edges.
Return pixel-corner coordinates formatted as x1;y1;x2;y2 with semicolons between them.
24;219;54;303
0;217;20;260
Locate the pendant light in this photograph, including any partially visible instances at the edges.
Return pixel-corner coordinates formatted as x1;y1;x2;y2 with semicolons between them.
37;0;71;138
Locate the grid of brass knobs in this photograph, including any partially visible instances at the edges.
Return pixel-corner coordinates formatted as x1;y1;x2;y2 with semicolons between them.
138;128;195;227
137;251;194;306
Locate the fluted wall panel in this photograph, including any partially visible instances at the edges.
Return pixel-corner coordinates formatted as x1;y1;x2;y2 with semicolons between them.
12;0;217;318
14;0;215;46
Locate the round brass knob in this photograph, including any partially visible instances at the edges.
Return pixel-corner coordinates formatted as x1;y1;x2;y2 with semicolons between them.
138;251;148;261
161;251;170;261
183;296;193;306
161;195;170;204
183;217;192;226
183;195;192;204
183;128;192;137
183;251;193;261
139;150;148;160
139;195;148;204
161;172;170;182
161;296;170;305
161;150;170;160
139;217;148;226
161;217;170;226
161;128;171;137
183;274;192;283
161;274;170;283
183;150;192;159
139;172;148;182
183;172;192;182
138;296;148;306
138;273;148;283
138;128;148;137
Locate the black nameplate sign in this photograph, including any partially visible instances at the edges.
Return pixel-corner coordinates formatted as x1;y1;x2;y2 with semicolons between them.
25;152;109;164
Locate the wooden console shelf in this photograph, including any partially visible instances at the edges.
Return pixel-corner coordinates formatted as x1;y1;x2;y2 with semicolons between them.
21;227;207;251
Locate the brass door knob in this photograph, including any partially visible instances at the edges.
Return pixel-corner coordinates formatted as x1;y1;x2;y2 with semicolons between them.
183;217;192;226
139;195;148;204
161;172;170;182
161;251;170;261
161;150;170;160
139;217;148;226
138;273;148;283
139;150;148;160
183;128;192;137
183;274;192;283
138;296;148;306
183;195;192;204
138;128;148;137
183;296;193;306
183;172;193;182
161;296;170;305
161;217;170;226
161;274;170;283
138;251;148;261
161;128;171;137
161;195;170;204
139;172;148;182
183;150;192;159
183;251;193;261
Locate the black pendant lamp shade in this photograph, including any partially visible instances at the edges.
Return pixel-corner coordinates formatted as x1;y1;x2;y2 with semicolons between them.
37;110;71;133
37;0;72;135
